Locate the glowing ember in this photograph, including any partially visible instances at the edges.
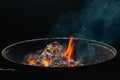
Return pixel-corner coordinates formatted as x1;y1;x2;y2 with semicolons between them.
23;36;82;67
41;59;49;67
41;53;50;67
28;59;35;65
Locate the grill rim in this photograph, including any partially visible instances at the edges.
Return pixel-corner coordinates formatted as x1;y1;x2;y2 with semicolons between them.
1;37;117;67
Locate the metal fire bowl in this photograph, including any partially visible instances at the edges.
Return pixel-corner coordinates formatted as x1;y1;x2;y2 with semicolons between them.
1;38;117;67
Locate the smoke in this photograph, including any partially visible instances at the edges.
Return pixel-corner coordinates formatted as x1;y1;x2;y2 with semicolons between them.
47;0;120;44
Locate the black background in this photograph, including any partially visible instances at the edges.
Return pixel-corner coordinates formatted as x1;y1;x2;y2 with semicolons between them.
0;0;119;80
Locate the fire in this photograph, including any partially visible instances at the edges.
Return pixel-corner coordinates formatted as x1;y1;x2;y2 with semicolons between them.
62;36;74;64
41;59;49;67
26;36;80;67
25;53;35;65
28;59;35;65
41;54;50;67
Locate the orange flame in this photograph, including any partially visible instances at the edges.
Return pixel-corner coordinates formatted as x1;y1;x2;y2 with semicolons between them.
41;59;50;67
28;59;35;65
62;36;74;63
41;54;50;67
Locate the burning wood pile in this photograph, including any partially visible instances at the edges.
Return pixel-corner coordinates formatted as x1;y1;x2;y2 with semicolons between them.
23;36;82;67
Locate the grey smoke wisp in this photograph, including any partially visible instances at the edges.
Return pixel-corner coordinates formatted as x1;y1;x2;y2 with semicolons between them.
47;0;120;44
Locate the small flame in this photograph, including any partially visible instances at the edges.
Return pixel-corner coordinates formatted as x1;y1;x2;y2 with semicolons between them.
41;54;50;67
41;59;50;67
28;59;35;65
62;36;74;64
26;53;35;65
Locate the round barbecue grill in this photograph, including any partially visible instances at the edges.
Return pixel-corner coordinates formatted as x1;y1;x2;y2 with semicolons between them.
1;38;117;67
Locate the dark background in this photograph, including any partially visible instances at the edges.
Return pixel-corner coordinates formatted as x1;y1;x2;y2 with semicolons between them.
0;0;119;80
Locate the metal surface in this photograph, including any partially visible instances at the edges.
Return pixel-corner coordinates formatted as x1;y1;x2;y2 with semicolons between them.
1;38;117;67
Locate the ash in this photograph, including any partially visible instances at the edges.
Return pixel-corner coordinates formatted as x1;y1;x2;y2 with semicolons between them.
24;41;81;67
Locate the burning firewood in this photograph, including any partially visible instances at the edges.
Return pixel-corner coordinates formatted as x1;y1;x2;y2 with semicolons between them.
24;36;82;67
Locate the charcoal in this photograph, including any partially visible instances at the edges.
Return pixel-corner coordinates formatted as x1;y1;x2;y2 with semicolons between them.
24;41;82;67
49;55;67;67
